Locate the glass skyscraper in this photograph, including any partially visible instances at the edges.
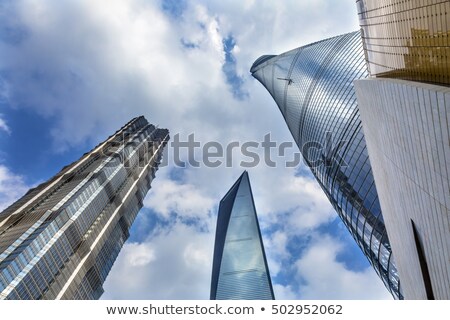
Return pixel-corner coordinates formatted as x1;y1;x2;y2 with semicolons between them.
210;171;274;300
356;0;449;85
251;32;402;299
0;116;169;299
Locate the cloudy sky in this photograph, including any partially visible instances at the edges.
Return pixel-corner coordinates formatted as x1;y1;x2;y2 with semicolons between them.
0;0;392;299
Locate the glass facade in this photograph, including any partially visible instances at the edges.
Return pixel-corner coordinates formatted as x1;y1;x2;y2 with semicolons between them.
356;0;450;85
251;32;402;299
0;116;169;299
210;171;274;300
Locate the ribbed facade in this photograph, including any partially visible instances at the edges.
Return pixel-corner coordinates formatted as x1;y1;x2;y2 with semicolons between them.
355;78;450;299
0;116;169;299
211;171;274;300
251;32;402;299
356;0;450;85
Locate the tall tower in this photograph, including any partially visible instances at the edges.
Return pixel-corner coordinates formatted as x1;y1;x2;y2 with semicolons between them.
0;116;169;299
354;0;450;299
210;171;274;300
250;32;402;299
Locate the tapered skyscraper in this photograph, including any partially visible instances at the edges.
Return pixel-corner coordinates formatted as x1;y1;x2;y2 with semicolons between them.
211;171;274;300
0;116;169;299
251;32;402;299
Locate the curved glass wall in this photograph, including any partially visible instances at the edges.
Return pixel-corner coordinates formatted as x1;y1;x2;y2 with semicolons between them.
0;116;169;299
251;32;402;299
211;171;274;300
356;0;450;85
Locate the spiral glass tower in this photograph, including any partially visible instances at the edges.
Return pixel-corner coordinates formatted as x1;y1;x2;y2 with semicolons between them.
211;171;274;300
251;31;402;299
0;116;169;299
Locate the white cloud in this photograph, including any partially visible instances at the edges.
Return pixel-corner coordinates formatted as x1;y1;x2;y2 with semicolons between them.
273;283;298;300
1;0;231;151
294;234;393;300
0;116;10;134
143;174;215;220
195;0;360;78
126;243;156;267
0;165;29;211
267;230;289;261
253;169;335;231
102;220;215;300
0;0;360;150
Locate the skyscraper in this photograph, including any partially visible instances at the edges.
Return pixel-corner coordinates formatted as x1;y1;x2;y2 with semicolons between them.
354;0;450;299
210;171;274;300
250;32;402;299
356;0;449;85
0;116;169;300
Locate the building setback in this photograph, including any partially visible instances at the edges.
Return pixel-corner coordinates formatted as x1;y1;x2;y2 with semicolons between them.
354;0;450;299
251;31;402;299
0;116;169;299
211;171;274;300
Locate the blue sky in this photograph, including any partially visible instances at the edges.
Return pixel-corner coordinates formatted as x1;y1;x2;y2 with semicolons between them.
0;0;391;299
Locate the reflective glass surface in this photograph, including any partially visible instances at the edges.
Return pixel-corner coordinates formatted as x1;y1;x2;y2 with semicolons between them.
0;116;169;299
356;0;450;85
211;172;274;300
251;32;402;299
